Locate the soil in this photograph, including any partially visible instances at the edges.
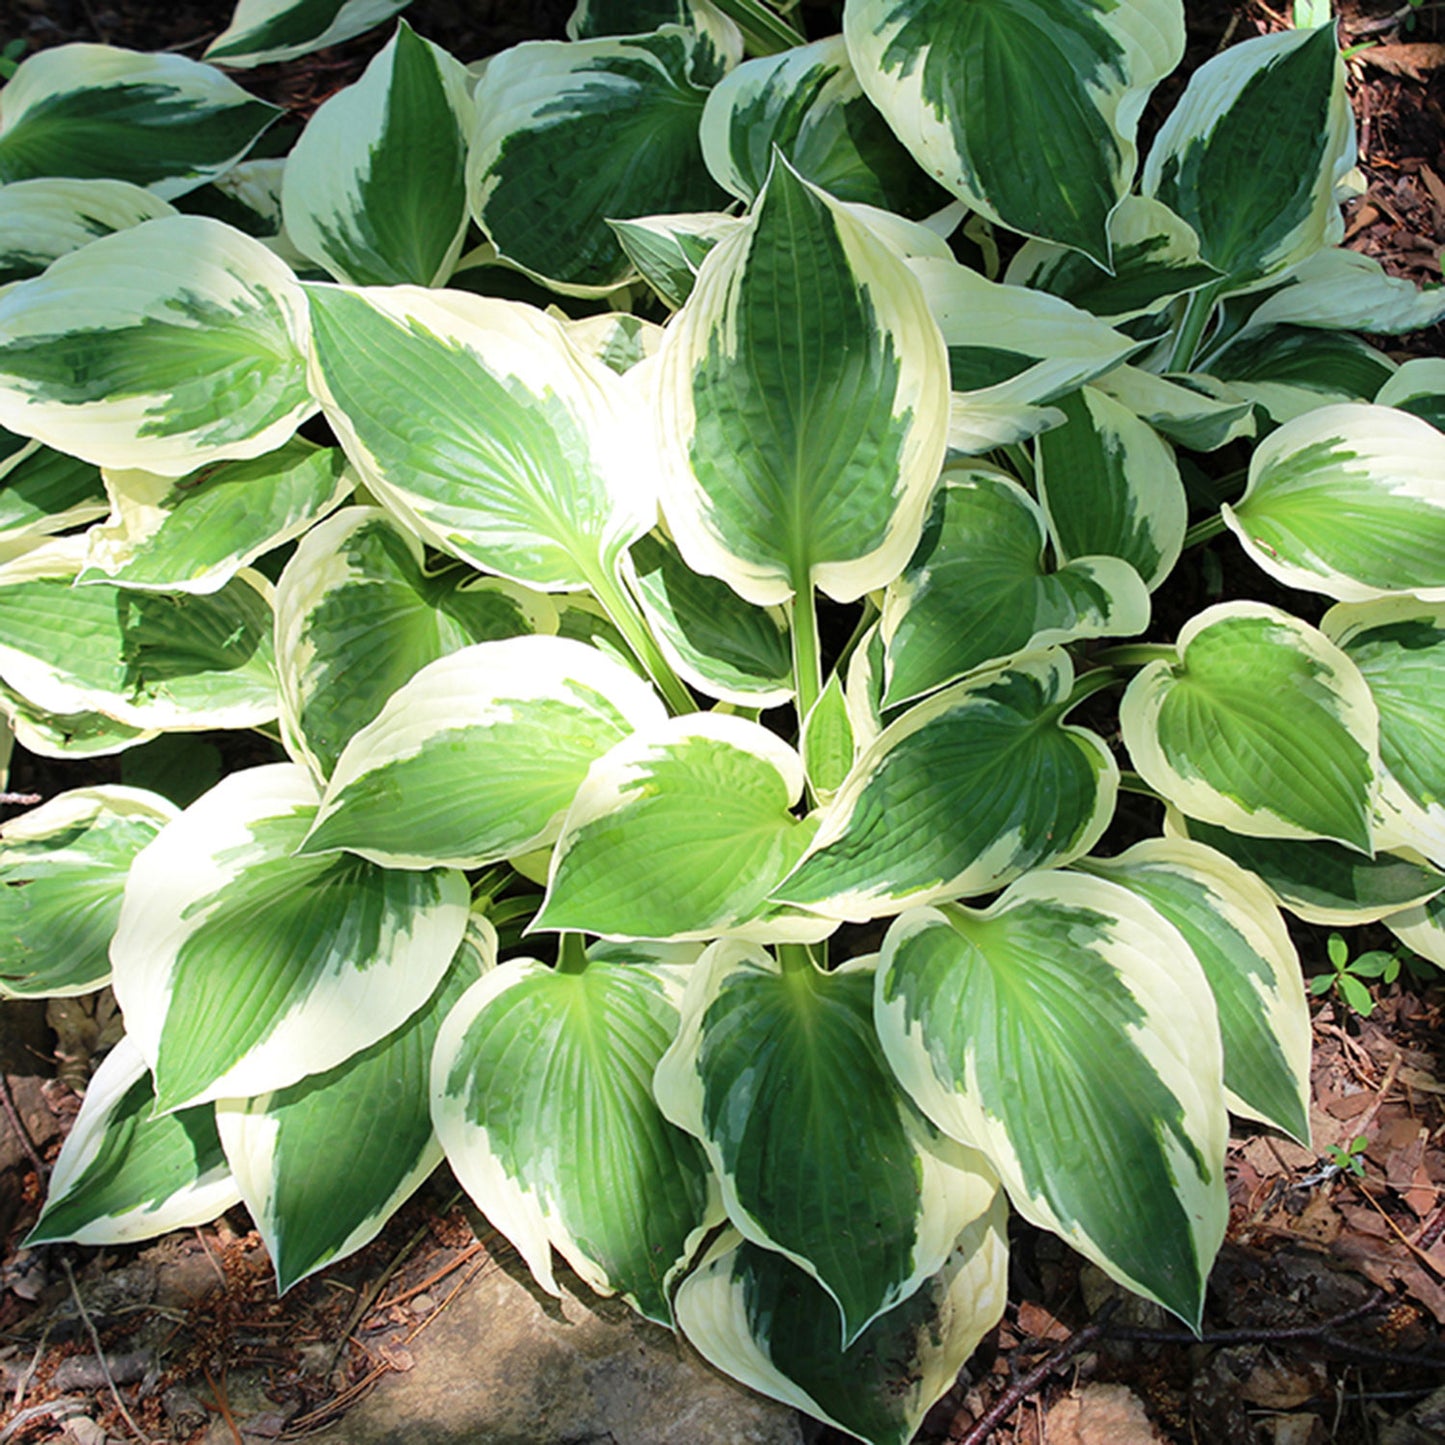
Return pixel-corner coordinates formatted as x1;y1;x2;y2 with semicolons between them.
0;1;1443;1442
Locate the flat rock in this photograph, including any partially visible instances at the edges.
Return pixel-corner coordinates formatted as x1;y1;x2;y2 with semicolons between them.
331;1251;808;1445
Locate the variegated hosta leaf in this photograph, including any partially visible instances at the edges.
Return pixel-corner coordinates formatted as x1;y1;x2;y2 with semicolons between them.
0;45;280;198
110;763;470;1113
1036;387;1187;592
880;467;1149;707
206;0;413;69
26;1038;239;1247
802;670;854;799
0;686;156;760
775;651;1118;921
276;507;556;781
655;943;998;1345
1224;403;1445;603
0;216;315;476
79;440;352;595
0;442;107;540
1385;893;1445;969
844;0;1184;265
655;156;948;606
1005;196;1220;323
468;28;733;294
1091;365;1255;452
432;954;719;1325
281;23;471;287
0;786;177;999
1205;325;1394;426
876;871;1229;1327
1142;25;1353;290
536;715;816;941
908;257;1138;455
625;532;792;706
217;918;492;1291
1121;602;1379;852
842;199;962;262
1168;811;1445;926
676;1204;1007;1445
306;285;654;591
198;157;304;267
565;312;664;376
567;0;690;38
0;178;176;285
608;211;742;310
699;35;947;218
1378;359;1445;433
1323;599;1445;864
1238;249;1445;339
1076;839;1309;1141
0;540;278;731
843;620;888;750
302;635;667;869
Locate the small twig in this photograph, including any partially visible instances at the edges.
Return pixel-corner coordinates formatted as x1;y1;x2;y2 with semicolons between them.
0;792;41;808
1349;1181;1445;1277
0;1395;87;1443
202;1363;245;1445
0;1074;46;1178
1414;1203;1445;1252
1112;1287;1389;1347
9;1323;49;1412
402;1254;492;1345
322;1215;434;1374
195;1226;228;1288
959;1300;1118;1445
375;1240;487;1311
1353;1054;1402;1142
61;1257;151;1444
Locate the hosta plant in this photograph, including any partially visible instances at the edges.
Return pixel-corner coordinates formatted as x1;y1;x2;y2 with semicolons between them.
1;1;1444;1440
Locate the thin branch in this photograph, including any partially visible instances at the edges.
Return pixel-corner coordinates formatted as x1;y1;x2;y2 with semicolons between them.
958;1300;1118;1445
62;1257;151;1444
0;1074;46;1177
1111;1287;1390;1347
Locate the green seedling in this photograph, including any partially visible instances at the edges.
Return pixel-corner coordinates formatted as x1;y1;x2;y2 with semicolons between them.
1310;932;1410;1017
1325;1134;1369;1178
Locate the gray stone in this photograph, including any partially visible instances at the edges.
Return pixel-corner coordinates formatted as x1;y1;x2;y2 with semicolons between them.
331;1254;808;1445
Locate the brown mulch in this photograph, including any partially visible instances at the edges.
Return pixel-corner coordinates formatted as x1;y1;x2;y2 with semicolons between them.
0;0;1443;1442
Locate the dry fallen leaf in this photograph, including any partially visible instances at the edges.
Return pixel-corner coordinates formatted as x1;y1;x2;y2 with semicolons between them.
1241;1358;1327;1410
1360;43;1445;82
1044;1384;1167;1445
1017;1300;1071;1343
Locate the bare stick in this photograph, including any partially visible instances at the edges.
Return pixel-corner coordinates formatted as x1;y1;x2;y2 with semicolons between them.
62;1257;151;1445
959;1300;1118;1445
0;1074;46;1177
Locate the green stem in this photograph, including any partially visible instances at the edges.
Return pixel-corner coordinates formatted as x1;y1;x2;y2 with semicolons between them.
1003;442;1035;487
1062;667;1124;711
790;579;822;726
705;0;807;53
557;932;589;975
469;866;512;906
1183;513;1228;548
778;942;813;976
587;564;696;716
834;596;879;676
1168;284;1223;373
1118;770;1164;801
1093;643;1179;668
